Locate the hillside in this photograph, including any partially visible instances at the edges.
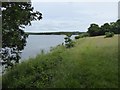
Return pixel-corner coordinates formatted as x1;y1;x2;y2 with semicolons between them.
2;35;118;88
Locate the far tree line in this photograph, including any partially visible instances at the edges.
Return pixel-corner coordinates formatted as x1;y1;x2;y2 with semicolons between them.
87;19;120;36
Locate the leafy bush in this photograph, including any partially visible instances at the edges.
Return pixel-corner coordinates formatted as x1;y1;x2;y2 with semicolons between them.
75;36;80;39
75;33;89;39
105;32;114;38
82;33;90;37
64;34;74;48
2;50;63;88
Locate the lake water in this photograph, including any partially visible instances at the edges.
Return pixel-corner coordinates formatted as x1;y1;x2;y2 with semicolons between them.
21;35;76;61
0;35;76;74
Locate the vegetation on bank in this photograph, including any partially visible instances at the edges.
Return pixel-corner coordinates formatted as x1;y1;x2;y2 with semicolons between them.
2;2;42;68
104;32;114;38
26;31;82;35
2;1;119;71
2;35;118;88
87;19;120;36
2;2;119;88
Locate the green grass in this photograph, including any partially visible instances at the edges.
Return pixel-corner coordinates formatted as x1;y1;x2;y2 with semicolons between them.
2;35;118;88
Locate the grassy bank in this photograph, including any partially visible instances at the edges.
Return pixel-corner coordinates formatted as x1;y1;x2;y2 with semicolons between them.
2;35;118;88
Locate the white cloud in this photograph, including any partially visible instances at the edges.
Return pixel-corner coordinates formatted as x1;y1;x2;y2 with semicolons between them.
25;2;118;32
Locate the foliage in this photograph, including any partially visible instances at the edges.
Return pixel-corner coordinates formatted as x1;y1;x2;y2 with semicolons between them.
75;33;89;40
83;32;89;37
115;19;120;34
3;46;64;88
64;34;74;48
79;32;89;38
87;19;120;36
87;24;100;36
100;23;111;35
2;36;118;88
75;35;80;39
105;32;114;38
27;31;81;35
1;2;42;68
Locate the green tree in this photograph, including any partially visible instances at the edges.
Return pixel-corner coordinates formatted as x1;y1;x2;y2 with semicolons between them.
109;22;116;33
100;23;111;34
64;33;74;48
87;19;120;37
87;23;100;36
115;19;120;34
1;2;42;69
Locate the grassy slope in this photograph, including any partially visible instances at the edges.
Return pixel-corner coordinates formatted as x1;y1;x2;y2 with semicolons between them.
2;35;118;88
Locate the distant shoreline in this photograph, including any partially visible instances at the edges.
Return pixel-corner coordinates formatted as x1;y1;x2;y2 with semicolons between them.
25;31;84;35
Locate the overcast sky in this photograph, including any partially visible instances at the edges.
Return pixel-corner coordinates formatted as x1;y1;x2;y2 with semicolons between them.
24;1;118;32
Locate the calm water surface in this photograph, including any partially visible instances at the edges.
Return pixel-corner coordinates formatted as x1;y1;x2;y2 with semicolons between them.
21;35;76;60
0;35;76;74
21;35;65;60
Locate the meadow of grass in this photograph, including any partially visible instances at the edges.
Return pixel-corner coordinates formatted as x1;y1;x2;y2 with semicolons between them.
2;35;118;88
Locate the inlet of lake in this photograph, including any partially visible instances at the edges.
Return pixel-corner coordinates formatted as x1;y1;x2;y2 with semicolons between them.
21;35;76;61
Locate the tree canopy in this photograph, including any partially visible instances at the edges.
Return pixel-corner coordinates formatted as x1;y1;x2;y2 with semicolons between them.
87;20;120;36
87;24;100;36
1;2;42;68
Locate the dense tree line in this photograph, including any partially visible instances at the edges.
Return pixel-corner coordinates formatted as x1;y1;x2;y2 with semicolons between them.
87;19;120;36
